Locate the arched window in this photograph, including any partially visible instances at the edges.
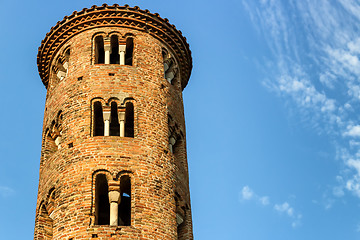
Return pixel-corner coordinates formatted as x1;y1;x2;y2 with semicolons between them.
175;192;186;239
110;102;120;136
162;49;178;84
119;175;131;226
94;101;104;136
95;36;105;64
125;102;134;137
44;128;57;160
47;188;56;215
125;38;133;66
63;49;70;74
37;204;53;239
95;174;110;225
110;35;120;64
92;100;135;137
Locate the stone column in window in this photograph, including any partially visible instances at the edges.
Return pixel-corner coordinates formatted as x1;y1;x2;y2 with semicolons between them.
118;109;126;137
103;108;111;136
51;125;62;149
169;136;176;153
63;61;69;76
165;68;178;84
108;182;121;226
54;134;62;149
119;44;126;65
104;38;111;64
163;58;172;73
57;70;66;81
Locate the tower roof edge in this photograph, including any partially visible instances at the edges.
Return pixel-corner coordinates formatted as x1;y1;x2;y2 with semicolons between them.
37;4;193;90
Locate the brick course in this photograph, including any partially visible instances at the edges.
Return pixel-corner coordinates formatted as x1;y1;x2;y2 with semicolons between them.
35;5;193;240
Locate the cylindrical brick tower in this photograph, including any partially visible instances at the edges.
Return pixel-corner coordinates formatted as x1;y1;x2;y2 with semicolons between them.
34;4;193;239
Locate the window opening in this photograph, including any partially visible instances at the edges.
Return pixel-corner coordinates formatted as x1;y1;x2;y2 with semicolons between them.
175;193;186;239
64;49;70;73
110;35;120;64
94;102;104;136
125;38;133;66
110;102;120;136
56;59;67;81
125;102;134;137
162;49;178;84
95;36;105;64
95;174;110;225
118;175;131;226
44;128;57;160
163;58;173;73
38;205;53;239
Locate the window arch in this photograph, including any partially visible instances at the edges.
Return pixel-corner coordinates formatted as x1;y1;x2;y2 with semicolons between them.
125;37;134;66
47;187;56;217
119;175;131;226
42;110;63;162
92;171;132;227
50;48;70;89
110;35;120;64
94;35;105;64
110;102;120;136
43;128;57;161
162;48;179;84
168;114;183;154
92;99;134;137
95;174;110;225
175;193;187;239
93;101;104;136
36;203;53;239
93;33;134;66
125;102;134;137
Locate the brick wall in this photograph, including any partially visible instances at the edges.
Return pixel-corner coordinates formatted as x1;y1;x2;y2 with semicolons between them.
34;24;193;240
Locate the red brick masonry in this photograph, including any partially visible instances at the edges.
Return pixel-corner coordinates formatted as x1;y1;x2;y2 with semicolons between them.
35;4;193;240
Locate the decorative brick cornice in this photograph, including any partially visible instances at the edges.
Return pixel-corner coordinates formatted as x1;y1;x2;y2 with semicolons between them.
37;4;192;89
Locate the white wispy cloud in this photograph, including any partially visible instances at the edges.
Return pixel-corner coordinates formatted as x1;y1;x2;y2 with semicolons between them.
240;186;301;227
240;185;269;205
0;186;15;198
344;125;360;137
259;196;270;206
241;185;254;200
274;202;293;216
274;202;302;228
242;0;360;201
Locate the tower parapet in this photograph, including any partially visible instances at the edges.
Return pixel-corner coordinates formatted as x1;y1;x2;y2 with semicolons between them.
37;4;192;89
34;4;193;240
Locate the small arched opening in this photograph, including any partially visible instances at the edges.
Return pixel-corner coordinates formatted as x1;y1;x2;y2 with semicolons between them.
125;102;134;137
110;102;120;136
95;36;105;64
95;174;110;225
125;38;133;66
110;35;120;64
118;175;131;226
93;101;104;136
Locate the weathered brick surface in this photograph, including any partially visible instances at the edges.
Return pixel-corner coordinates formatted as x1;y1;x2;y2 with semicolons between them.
34;6;193;240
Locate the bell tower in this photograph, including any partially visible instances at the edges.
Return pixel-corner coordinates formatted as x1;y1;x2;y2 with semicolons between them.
34;4;193;239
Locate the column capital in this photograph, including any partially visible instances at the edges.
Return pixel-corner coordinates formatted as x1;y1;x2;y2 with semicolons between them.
104;45;111;52
118;44;126;53
57;70;66;80
169;136;176;146
108;190;121;204
118;110;126;121
103;110;111;121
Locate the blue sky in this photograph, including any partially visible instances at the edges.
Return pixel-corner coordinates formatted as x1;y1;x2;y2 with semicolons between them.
1;0;360;239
